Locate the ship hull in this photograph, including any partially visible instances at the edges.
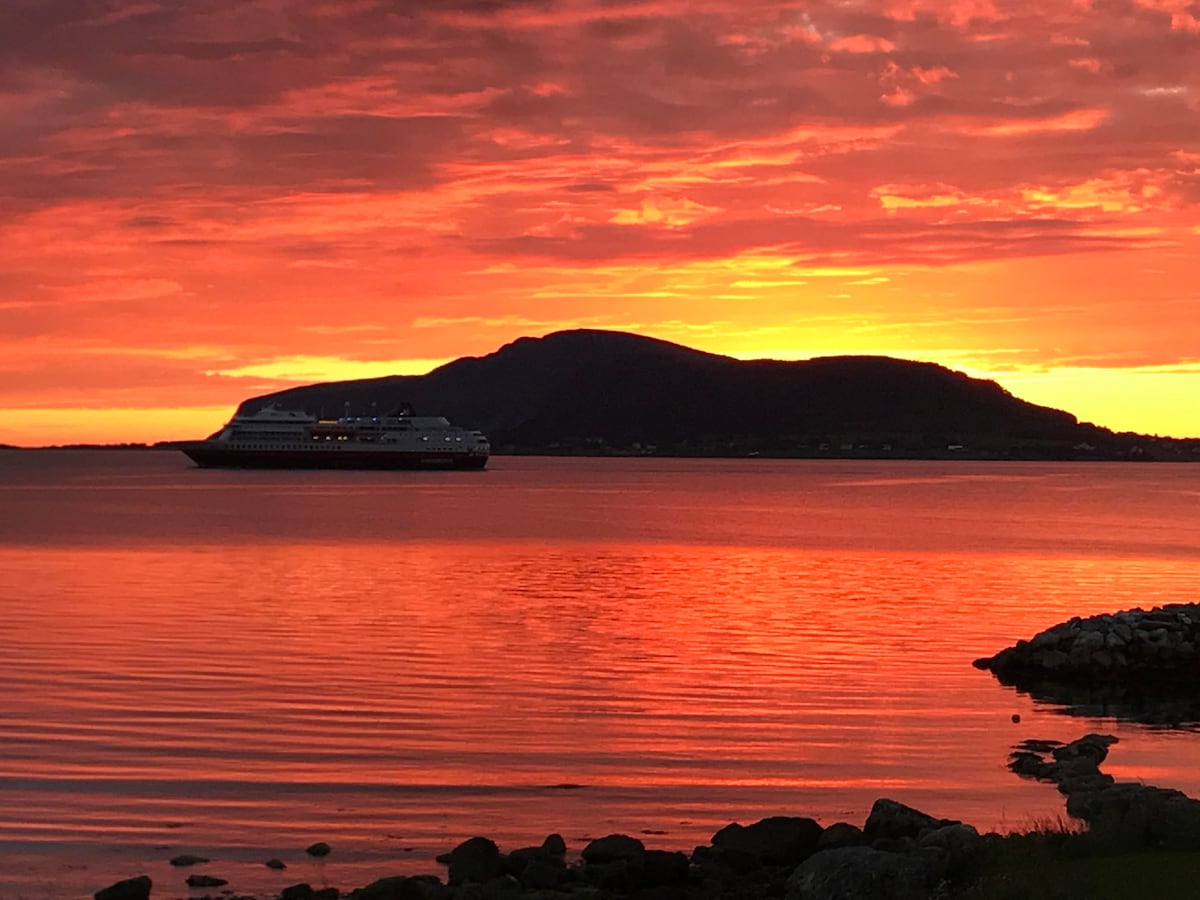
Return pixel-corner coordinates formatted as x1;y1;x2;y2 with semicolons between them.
180;443;488;470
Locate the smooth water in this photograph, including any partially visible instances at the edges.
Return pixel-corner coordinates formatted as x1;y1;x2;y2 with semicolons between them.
2;451;1199;898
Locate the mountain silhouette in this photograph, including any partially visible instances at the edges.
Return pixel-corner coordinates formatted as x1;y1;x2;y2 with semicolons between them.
236;329;1159;458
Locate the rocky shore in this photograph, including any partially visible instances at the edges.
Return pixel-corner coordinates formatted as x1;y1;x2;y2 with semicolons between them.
973;603;1200;685
1008;733;1200;852
95;797;989;900
93;731;1200;900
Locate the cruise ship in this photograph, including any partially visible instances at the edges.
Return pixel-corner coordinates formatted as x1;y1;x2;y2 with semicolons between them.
179;405;490;470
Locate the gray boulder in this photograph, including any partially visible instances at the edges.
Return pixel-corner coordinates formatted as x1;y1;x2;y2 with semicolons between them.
785;847;932;900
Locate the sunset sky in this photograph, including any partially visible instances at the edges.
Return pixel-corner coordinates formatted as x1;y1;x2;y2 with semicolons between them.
2;0;1198;446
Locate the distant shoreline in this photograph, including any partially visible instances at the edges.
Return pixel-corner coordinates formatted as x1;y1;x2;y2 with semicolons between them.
6;444;1199;462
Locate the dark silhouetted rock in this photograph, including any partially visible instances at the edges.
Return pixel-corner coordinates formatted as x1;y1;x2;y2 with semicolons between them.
917;823;986;878
691;841;758;876
863;799;959;841
785;847;933;900
281;885;315;900
512;857;565;890
712;815;823;866
441;836;504;885
169;853;209;866
642;849;690;887
306;841;332;857
1010;732;1200;852
350;874;447;900
266;857;287;869
976;605;1200;726
817;822;865;850
581;833;646;864
185;873;228;887
94;875;151;900
540;833;566;855
505;842;567;889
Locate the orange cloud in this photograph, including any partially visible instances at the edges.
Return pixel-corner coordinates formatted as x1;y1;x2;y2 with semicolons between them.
0;0;1196;443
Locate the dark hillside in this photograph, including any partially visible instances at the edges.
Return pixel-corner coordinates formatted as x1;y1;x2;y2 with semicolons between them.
238;329;1174;459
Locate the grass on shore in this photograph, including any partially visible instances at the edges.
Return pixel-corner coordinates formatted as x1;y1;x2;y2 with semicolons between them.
952;829;1200;900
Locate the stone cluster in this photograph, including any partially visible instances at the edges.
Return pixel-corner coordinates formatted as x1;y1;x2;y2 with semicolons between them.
1008;733;1200;852
93;800;986;900
974;603;1200;684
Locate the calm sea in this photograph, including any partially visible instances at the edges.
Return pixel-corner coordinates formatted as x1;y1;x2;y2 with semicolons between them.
2;451;1199;898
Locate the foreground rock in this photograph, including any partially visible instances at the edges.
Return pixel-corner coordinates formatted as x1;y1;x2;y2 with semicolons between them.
975;603;1200;686
1009;732;1200;851
420;804;977;899
786;847;932;900
94;875;151;900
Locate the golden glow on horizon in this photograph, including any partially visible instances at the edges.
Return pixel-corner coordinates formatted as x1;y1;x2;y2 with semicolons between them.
208;356;452;382
0;407;236;447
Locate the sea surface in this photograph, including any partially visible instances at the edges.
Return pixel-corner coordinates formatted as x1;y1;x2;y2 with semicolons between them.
1;451;1199;898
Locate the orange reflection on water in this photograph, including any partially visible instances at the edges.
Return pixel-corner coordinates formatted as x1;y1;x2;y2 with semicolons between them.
2;456;1200;897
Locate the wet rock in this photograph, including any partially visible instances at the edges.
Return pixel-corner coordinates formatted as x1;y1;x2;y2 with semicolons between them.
863;799;959;842
94;875;152;900
169;853;209;866
1052;733;1117;766
785;846;932;900
711;815;823;866
306;841;332;857
185;873;229;887
442;836;505;885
